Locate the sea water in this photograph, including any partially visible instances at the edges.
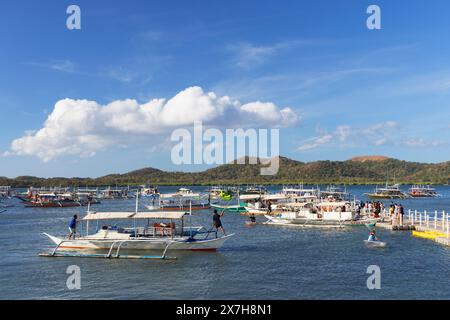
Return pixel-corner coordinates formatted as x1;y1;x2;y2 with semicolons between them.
0;185;449;300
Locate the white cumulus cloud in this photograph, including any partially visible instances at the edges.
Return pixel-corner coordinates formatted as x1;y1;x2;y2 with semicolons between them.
8;86;299;162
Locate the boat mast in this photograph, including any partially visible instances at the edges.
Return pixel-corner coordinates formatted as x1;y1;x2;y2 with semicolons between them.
134;192;139;237
189;200;192;238
86;201;91;236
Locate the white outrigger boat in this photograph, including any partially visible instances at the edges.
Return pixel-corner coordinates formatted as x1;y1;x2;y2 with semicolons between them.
40;210;234;260
264;201;376;228
365;183;411;199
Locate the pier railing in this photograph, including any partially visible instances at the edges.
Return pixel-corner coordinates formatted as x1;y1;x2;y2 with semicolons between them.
379;209;449;238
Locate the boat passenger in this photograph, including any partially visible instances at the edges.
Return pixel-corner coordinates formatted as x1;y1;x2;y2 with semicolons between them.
367;230;378;242
212;209;226;238
249;213;256;223
68;215;78;240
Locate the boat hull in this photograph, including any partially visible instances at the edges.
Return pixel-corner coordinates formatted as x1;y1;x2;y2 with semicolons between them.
211;204;247;213
366;194;408;199
364;240;386;248
43;233;233;251
161;204;210;211
264;215;349;228
24;200;99;208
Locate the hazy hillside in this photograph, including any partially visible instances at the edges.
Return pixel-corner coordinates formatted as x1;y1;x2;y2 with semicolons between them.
1;156;449;187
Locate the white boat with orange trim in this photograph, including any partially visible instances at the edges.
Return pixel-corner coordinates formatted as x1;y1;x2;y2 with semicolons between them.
41;210;234;258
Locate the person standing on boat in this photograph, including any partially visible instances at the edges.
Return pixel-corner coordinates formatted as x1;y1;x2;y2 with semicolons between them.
68;214;78;240
212;209;226;238
267;200;272;214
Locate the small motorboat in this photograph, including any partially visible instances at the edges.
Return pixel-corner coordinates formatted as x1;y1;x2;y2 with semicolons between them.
364;240;387;248
245;221;257;226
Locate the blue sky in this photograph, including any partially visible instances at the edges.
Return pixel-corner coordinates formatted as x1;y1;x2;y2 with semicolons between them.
1;0;450;178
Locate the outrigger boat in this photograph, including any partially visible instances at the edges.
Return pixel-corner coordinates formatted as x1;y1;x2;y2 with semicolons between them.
408;185;440;198
243;194;289;216
281;185;319;201
264;201;376;228
147;192;210;211
320;185;350;201
98;187;134;200
40;210;234;260
0;186;13;198
209;186;234;200
211;203;247;213
365;184;411;199
23;193;100;208
241;185;268;196
138;185;159;197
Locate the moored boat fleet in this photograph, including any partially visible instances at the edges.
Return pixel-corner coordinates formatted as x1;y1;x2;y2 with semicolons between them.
0;183;444;259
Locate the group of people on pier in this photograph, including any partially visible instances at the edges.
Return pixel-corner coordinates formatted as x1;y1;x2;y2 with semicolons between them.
358;201;406;225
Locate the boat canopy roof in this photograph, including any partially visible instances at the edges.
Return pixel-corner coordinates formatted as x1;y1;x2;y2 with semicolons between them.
133;211;186;220
286;202;310;207
239;194;261;200
83;211;187;221
83;212;134;220
262;194;287;201
160;193;201;199
316;201;349;207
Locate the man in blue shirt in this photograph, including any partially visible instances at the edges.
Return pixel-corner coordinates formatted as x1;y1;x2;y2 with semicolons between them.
367;230;378;242
68;215;78;239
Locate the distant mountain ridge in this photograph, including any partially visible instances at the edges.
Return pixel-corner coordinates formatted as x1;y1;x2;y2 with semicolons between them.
350;155;390;162
1;156;449;187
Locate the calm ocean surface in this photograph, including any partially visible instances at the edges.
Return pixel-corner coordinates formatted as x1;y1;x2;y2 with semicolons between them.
1;185;449;300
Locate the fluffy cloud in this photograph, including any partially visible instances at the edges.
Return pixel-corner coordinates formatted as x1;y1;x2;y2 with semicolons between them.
8;86;299;162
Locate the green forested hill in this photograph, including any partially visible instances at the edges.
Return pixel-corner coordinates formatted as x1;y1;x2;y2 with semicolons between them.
1;156;449;187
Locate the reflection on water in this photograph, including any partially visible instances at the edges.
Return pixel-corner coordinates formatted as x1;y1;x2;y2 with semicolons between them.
0;185;449;299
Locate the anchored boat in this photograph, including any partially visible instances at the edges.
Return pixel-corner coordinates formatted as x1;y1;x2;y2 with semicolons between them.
365;184;411;199
408;185;440;198
264;201;375;228
147;191;210;211
40;210;234;260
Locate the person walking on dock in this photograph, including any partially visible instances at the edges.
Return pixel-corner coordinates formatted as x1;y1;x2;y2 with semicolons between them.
393;204;399;226
389;204;394;222
68;214;78;240
399;204;405;226
212;209;226;238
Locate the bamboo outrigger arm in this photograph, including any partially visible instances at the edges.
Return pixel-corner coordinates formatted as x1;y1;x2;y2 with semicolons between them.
40;237;177;260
